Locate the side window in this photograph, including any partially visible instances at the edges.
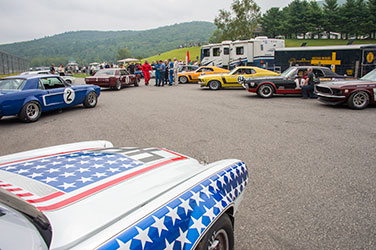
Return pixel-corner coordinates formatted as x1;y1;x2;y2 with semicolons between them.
196;68;202;73
203;49;210;57
38;80;45;90
223;47;230;55
313;69;324;77
213;48;220;57
40;77;65;89
236;47;244;55
246;69;256;74
120;70;126;76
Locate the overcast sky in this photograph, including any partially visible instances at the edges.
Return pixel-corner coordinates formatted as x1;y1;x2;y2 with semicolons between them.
0;0;292;45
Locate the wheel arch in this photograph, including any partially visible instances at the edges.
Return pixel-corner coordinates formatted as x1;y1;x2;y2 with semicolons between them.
256;81;277;92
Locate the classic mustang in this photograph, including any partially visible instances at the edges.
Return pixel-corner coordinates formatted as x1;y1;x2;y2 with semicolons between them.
0;74;99;122
199;66;280;90
0;141;248;250
85;68;140;90
316;68;376;109
238;66;347;98
178;66;229;84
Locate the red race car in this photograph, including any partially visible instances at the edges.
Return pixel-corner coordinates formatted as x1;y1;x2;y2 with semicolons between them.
85;68;140;90
316;68;376;109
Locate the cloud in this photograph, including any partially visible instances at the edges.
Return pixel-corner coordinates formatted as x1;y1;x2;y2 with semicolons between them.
0;0;291;45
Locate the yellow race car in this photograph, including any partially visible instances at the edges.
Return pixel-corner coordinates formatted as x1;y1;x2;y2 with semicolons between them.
199;66;280;90
178;66;230;84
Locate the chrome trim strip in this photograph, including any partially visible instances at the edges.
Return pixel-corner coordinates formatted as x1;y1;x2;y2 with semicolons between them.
317;93;346;98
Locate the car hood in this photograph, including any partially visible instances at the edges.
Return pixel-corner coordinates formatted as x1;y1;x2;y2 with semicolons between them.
245;75;283;82
318;80;372;88
0;142;243;249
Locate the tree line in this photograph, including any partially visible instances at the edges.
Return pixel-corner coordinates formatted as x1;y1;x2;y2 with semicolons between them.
210;0;376;42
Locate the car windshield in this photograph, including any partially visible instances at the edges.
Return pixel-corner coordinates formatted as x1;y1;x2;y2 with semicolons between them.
229;68;238;75
0;79;27;90
280;67;297;78
360;69;376;81
95;69;116;76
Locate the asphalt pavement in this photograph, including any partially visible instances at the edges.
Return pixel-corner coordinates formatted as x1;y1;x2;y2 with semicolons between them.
1;78;375;249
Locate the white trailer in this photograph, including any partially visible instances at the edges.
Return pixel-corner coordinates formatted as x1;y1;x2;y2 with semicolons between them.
200;37;285;70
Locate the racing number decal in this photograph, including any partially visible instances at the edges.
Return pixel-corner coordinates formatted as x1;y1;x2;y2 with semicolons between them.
125;76;130;84
64;88;75;104
367;52;374;64
373;88;376;101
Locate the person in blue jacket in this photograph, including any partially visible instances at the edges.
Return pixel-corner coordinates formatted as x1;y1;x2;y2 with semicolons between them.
168;59;174;86
155;61;160;86
159;60;166;87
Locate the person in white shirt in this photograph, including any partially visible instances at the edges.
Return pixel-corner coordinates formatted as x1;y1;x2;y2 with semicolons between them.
173;58;179;85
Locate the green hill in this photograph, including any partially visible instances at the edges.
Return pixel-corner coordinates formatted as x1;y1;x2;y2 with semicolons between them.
143;47;202;63
0;21;215;66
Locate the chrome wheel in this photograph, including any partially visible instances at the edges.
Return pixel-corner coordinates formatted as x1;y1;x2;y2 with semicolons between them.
209;80;220;90
258;84;274;98
19;101;42;122
83;91;97;108
88;92;96;106
179;76;188;84
115;80;121;90
26;102;40;120
352;92;368;108
208;229;230;250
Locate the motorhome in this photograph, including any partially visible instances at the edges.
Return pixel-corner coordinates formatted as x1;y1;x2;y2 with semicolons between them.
200;37;285;70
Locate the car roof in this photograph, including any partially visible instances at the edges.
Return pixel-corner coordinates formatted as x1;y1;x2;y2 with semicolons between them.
3;74;60;80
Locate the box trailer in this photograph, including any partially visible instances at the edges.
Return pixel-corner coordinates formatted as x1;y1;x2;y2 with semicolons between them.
200;37;285;70
274;44;376;77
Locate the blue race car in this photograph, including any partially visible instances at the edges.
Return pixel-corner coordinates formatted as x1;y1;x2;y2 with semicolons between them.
0;74;100;122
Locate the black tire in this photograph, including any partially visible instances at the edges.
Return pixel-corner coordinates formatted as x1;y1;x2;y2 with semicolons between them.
196;213;234;250
115;80;122;90
347;91;369;109
19;101;42;123
134;78;140;87
65;79;72;84
208;80;221;90
179;76;188;84
257;84;274;98
83;91;98;108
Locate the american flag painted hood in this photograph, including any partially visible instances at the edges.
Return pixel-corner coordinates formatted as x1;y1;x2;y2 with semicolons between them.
0;141;247;249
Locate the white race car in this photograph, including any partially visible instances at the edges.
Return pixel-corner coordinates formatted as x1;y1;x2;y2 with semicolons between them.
0;141;248;250
20;70;76;84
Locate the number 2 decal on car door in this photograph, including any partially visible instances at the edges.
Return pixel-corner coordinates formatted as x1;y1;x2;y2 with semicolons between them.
64;88;75;104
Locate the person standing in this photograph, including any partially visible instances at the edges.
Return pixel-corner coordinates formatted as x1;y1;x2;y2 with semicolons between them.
159;60;166;86
127;63;135;74
155;61;161;86
168;59;174;86
163;60;168;86
301;67;317;99
173;58;179;85
50;64;55;74
142;60;152;86
58;64;64;73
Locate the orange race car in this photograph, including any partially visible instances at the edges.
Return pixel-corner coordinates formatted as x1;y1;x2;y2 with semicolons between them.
178;66;230;83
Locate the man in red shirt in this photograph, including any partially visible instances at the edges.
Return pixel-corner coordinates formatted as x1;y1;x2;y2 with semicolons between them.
142;60;152;86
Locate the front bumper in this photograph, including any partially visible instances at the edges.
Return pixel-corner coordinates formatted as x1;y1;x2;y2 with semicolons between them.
317;93;346;105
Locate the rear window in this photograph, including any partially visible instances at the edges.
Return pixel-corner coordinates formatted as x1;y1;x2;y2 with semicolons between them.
0;79;27;90
95;69;116;76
